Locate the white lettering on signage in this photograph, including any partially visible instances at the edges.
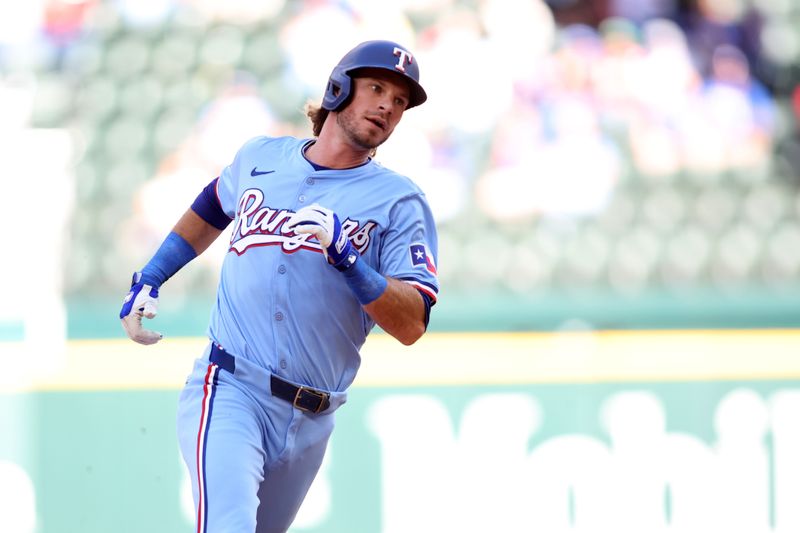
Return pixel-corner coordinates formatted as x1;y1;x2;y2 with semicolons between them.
365;388;800;532
0;460;36;532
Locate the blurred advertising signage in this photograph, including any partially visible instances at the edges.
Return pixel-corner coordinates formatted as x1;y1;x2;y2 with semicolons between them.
3;331;800;532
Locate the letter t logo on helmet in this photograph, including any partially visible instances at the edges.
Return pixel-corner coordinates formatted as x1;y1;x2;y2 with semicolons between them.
322;40;427;112
393;47;413;73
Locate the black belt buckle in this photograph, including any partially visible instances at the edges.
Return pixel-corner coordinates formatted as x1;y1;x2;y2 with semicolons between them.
293;386;330;414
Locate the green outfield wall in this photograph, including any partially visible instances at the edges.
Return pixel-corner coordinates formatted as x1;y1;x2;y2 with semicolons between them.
2;331;800;532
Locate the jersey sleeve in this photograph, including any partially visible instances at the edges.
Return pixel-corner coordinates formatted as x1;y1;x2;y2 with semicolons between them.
216;163;238;218
378;193;440;304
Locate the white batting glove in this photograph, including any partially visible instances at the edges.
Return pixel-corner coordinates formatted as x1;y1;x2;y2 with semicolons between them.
285;204;356;270
119;272;163;345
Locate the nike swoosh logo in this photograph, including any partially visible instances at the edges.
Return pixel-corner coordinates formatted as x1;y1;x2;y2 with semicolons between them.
251;167;275;177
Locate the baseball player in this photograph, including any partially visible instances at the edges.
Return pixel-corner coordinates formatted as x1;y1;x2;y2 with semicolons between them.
119;40;439;532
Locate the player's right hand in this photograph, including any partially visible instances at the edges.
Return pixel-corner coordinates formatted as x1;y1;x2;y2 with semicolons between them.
120;272;163;345
285;204;355;270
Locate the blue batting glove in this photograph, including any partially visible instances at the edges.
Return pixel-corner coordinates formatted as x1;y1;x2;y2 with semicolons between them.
285;204;358;271
120;272;163;345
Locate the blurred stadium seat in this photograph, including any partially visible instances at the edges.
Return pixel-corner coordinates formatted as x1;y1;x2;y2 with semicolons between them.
8;0;799;329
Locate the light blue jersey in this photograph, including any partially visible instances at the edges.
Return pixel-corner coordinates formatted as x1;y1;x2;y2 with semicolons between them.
208;135;439;391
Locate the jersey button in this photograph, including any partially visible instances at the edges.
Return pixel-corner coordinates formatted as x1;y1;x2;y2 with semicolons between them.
280;359;287;369
298;195;306;203
306;177;314;185
278;265;287;274
274;312;284;321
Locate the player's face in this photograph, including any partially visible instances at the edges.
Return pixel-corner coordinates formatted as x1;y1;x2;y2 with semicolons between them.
335;70;410;151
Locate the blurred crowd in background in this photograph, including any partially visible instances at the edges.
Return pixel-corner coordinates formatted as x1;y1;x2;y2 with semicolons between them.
2;0;800;305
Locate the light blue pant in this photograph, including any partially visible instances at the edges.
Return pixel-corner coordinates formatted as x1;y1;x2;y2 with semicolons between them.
176;346;345;532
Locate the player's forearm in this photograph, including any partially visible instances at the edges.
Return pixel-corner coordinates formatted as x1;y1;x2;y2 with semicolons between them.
173;208;225;255
136;209;223;288
363;278;426;345
332;251;426;345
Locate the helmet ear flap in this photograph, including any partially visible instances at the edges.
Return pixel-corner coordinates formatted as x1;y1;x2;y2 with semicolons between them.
322;68;353;111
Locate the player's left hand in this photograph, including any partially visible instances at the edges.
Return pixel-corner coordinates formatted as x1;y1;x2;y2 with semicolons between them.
285;204;355;270
119;272;163;345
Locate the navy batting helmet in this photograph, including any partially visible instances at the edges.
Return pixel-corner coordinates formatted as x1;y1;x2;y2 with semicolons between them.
322;40;427;112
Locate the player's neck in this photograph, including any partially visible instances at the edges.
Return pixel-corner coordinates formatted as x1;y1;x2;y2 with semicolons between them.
306;131;372;169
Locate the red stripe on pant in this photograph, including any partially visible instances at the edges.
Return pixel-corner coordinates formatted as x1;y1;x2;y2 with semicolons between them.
195;364;219;533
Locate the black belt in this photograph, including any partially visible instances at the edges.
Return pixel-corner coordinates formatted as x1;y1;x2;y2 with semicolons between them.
209;344;331;414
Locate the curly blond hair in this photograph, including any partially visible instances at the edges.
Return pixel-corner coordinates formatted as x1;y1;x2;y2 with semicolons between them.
305;102;329;138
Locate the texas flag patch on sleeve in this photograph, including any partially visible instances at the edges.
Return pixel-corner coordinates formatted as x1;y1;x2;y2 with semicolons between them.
409;243;437;275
